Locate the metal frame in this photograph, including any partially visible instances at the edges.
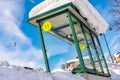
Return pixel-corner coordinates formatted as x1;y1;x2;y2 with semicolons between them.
67;10;111;76
37;20;50;72
28;2;110;77
89;29;104;75
103;34;114;63
96;36;111;77
67;11;86;73
68;10;105;76
80;22;96;73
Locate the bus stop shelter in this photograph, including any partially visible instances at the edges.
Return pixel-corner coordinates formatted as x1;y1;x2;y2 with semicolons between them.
28;0;111;77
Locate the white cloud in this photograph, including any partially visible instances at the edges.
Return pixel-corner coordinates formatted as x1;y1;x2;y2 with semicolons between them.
111;44;119;52
0;0;28;43
0;0;70;69
104;52;110;60
43;33;70;57
0;0;44;68
30;0;35;3
109;34;119;47
95;5;113;24
108;31;120;54
47;44;70;57
95;5;120;57
53;59;65;69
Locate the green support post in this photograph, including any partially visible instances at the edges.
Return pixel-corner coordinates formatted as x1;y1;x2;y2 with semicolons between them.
80;23;96;73
37;20;50;72
103;34;114;63
89;30;104;75
67;11;86;73
96;36;111;77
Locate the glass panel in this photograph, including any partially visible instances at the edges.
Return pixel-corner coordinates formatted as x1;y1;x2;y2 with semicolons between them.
92;34;109;75
71;16;94;70
40;13;74;44
83;26;102;73
39;13;78;71
38;11;109;75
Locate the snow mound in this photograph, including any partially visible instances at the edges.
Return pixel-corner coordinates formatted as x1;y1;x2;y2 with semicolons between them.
108;62;120;80
0;61;9;67
52;68;67;73
0;61;120;80
53;72;86;80
0;62;86;80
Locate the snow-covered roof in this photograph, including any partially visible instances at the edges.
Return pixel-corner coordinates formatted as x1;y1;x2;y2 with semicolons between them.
29;0;108;35
66;56;89;63
52;68;67;73
114;52;120;57
66;59;79;63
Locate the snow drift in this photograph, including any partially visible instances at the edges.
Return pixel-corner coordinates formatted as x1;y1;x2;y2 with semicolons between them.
0;61;85;80
0;61;120;80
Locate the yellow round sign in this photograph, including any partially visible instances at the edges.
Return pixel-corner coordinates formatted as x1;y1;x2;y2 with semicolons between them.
79;43;86;50
42;21;52;32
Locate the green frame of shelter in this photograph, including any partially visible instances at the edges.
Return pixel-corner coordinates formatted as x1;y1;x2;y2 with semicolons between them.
28;2;110;77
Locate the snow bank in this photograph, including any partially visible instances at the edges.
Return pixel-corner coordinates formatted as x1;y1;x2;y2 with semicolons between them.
0;61;9;67
53;72;86;80
108;62;120;80
29;0;108;35
0;61;86;80
0;61;120;80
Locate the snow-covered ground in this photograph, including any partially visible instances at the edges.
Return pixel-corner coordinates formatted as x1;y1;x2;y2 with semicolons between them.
108;62;120;80
0;61;120;80
0;61;85;80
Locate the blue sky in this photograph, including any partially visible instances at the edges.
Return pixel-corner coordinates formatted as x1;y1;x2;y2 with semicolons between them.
0;0;120;70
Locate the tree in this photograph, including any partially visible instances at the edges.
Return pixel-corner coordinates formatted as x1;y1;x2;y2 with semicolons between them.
109;0;120;30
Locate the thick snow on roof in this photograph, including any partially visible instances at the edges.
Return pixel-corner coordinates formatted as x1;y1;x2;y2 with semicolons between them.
29;0;108;35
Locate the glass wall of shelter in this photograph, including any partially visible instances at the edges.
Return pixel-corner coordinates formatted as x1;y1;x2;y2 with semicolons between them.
28;3;110;77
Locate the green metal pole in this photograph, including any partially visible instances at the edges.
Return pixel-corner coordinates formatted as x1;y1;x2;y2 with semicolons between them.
96;36;111;77
67;11;86;73
103;34;114;63
37;20;50;72
80;23;96;73
89;31;104;75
